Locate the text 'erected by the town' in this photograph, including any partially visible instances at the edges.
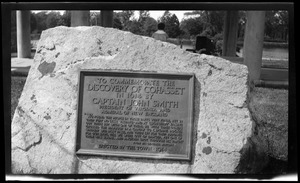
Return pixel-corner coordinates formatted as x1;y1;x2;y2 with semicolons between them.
77;72;193;159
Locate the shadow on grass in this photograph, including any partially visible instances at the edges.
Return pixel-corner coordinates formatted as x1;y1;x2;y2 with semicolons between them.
249;87;288;174
260;157;288;174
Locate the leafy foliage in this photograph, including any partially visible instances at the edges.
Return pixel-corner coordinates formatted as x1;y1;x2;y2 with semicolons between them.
113;17;123;30
10;10;289;53
138;10;150;23
159;11;181;38
126;20;143;35
114;11;135;31
264;11;288;41
34;11;48;33
142;17;158;37
180;11;225;39
46;12;61;28
180;17;206;38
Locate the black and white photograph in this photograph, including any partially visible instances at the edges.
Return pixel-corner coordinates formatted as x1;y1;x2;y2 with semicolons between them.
3;1;296;181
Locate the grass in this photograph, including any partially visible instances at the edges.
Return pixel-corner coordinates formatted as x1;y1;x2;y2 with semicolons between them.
11;51;36;59
261;59;288;69
169;38;289;49
236;41;288;49
10;76;288;174
237;47;288;60
180;44;288;67
249;87;288;174
250;87;288;123
11;76;27;120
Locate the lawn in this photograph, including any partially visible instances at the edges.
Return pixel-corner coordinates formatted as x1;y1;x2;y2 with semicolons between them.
249;87;288;174
11;76;27;120
11;51;36;59
10;76;288;174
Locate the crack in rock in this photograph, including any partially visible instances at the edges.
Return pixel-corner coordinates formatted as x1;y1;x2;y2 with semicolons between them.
87;53;118;60
17;133;42;152
228;101;247;109
208;63;223;71
13;106;44;152
213;146;239;155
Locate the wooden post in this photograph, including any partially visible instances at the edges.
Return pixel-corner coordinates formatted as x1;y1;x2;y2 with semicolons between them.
71;11;90;27
100;10;113;27
243;11;266;83
16;10;31;58
222;11;239;57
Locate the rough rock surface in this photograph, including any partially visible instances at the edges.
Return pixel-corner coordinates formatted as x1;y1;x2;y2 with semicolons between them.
11;26;268;174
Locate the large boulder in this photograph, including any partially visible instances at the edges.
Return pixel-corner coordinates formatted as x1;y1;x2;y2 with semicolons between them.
11;26;268;174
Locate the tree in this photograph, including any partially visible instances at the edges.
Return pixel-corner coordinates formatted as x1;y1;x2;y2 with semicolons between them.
117;11;146;35
46;11;60;28
61;11;71;27
159;11;181;38
180;16;206;38
126;19;142;35
113;16;123;30
114;11;150;35
183;11;224;38
138;10;150;23
35;11;48;33
142;17;157;36
264;11;278;39
115;10;135;30
264;10;288;41
137;10;158;36
30;12;37;33
207;11;225;34
277;11;288;41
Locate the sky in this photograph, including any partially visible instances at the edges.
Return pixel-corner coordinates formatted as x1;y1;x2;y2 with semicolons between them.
32;10;193;22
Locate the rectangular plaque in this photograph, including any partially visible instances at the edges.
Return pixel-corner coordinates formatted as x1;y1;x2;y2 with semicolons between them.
76;70;194;160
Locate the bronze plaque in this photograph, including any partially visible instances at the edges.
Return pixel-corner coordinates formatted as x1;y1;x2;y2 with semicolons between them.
76;70;194;160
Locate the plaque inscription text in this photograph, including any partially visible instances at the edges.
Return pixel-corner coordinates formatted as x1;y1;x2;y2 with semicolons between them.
76;71;194;160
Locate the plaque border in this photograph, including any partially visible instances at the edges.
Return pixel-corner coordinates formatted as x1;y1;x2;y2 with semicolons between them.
75;70;194;161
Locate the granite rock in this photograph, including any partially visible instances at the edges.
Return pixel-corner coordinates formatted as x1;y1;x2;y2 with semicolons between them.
11;26;268;174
